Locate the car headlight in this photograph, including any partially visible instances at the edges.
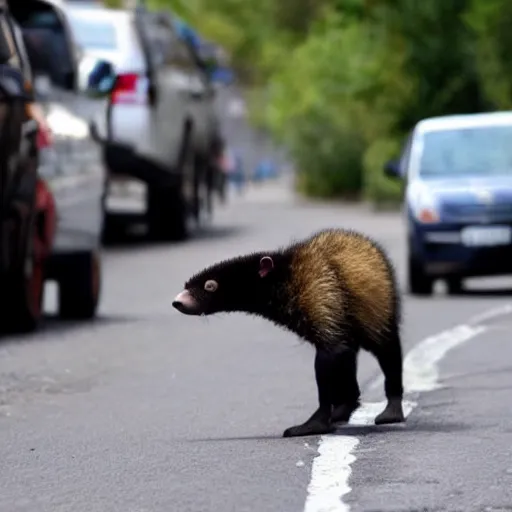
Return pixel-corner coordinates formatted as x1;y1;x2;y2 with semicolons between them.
409;188;440;224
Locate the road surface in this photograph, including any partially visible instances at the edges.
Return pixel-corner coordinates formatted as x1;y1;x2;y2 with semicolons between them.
1;177;511;512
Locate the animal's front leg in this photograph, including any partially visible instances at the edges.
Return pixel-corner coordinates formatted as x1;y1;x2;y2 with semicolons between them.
283;349;336;438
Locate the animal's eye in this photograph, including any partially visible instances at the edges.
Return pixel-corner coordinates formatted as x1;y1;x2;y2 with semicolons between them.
204;280;218;292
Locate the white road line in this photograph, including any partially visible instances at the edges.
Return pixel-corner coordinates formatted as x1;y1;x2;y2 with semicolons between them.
303;302;512;512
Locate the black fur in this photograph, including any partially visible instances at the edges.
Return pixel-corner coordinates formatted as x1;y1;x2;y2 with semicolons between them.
175;229;405;437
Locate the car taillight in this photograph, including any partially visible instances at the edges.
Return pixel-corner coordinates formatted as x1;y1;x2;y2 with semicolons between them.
111;73;148;105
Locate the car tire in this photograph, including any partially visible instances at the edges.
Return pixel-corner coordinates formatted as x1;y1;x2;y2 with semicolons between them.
58;250;101;320
446;277;463;295
147;122;195;242
1;211;45;334
147;184;188;242
407;253;433;296
192;155;213;227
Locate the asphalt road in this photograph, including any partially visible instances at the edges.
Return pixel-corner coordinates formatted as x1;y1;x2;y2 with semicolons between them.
1;177;512;512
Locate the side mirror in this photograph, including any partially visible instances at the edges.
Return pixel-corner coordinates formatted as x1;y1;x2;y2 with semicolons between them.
78;56;117;98
384;159;402;179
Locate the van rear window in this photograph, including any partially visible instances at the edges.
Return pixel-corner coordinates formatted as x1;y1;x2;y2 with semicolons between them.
68;15;118;50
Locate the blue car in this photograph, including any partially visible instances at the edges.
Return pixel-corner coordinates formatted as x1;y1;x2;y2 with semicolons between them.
385;111;512;296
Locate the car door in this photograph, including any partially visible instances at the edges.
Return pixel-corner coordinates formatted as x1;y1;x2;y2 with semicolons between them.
10;0;108;253
137;10;200;172
132;11;181;172
0;8;39;276
156;13;213;158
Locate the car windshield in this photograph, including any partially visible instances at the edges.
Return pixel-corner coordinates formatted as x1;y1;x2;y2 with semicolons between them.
417;124;512;179
68;14;118;50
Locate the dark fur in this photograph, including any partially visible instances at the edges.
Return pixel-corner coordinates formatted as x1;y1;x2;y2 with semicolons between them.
174;228;405;437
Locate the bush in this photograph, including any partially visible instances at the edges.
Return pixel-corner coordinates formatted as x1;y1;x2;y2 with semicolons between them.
362;137;403;210
265;18;411;200
290;108;366;199
464;0;512;110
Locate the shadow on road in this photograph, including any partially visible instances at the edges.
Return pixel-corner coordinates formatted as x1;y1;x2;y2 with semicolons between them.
406;286;512;299
0;313;140;344
188;420;469;443
103;223;249;252
446;288;512;297
334;420;469;436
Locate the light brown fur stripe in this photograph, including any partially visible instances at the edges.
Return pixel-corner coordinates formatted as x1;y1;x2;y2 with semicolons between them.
289;230;394;344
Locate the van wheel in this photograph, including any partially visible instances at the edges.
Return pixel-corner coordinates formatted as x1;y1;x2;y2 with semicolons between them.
2;214;45;334
147;185;188;241
147;123;193;242
446;277;463;295
408;254;433;296
192;155;213;227
58;251;101;320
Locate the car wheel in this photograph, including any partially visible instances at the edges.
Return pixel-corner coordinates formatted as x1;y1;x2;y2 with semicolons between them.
192;157;213;228
446;277;463;295
58;250;101;320
147;184;188;242
147;123;194;242
408;253;433;296
2;213;45;334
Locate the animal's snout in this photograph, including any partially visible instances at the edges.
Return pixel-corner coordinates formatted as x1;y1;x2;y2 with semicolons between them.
172;290;199;315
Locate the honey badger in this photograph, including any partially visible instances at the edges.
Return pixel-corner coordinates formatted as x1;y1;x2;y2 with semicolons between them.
172;228;405;438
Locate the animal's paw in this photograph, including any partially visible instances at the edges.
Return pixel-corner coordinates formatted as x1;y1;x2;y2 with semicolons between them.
283;420;336;438
374;399;405;425
331;401;360;424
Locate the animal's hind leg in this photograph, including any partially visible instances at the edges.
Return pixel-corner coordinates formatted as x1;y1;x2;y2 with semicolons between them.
374;324;406;425
282;349;336;438
331;347;361;423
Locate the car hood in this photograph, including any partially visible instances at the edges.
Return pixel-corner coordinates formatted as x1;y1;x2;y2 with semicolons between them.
410;176;512;206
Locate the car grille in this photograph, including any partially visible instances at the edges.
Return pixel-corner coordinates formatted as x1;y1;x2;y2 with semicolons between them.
443;203;512;223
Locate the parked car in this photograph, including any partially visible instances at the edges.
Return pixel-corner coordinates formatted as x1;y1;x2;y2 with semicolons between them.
385;111;512;296
2;0;116;333
0;3;42;334
65;3;223;241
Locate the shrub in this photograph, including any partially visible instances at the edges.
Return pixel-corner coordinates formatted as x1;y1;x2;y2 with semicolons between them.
290;108;367;199
264;14;414;200
464;0;512;110
362;137;404;210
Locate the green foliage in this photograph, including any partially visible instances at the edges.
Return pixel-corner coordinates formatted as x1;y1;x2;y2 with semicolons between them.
145;0;512;204
362;137;403;210
465;0;512;110
287;108;366;199
265;18;413;198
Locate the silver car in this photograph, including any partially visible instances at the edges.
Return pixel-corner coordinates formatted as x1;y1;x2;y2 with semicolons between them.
67;4;223;241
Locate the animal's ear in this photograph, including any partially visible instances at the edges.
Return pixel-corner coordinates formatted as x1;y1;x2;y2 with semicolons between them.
259;256;274;277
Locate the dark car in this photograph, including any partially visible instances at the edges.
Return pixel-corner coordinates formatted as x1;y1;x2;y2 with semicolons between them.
0;2;42;334
385;111;512;296
0;0;116;333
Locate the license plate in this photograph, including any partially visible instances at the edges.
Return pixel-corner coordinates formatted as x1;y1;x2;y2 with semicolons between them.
106;178;147;213
460;226;512;247
109;178;146;197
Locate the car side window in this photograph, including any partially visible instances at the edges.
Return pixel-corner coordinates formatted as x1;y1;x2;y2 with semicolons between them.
151;17;197;74
10;0;76;91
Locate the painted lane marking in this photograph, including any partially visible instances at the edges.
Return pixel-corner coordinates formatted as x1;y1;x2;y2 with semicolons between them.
303;302;512;512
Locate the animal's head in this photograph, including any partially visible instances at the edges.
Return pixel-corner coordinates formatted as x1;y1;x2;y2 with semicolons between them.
172;252;286;316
